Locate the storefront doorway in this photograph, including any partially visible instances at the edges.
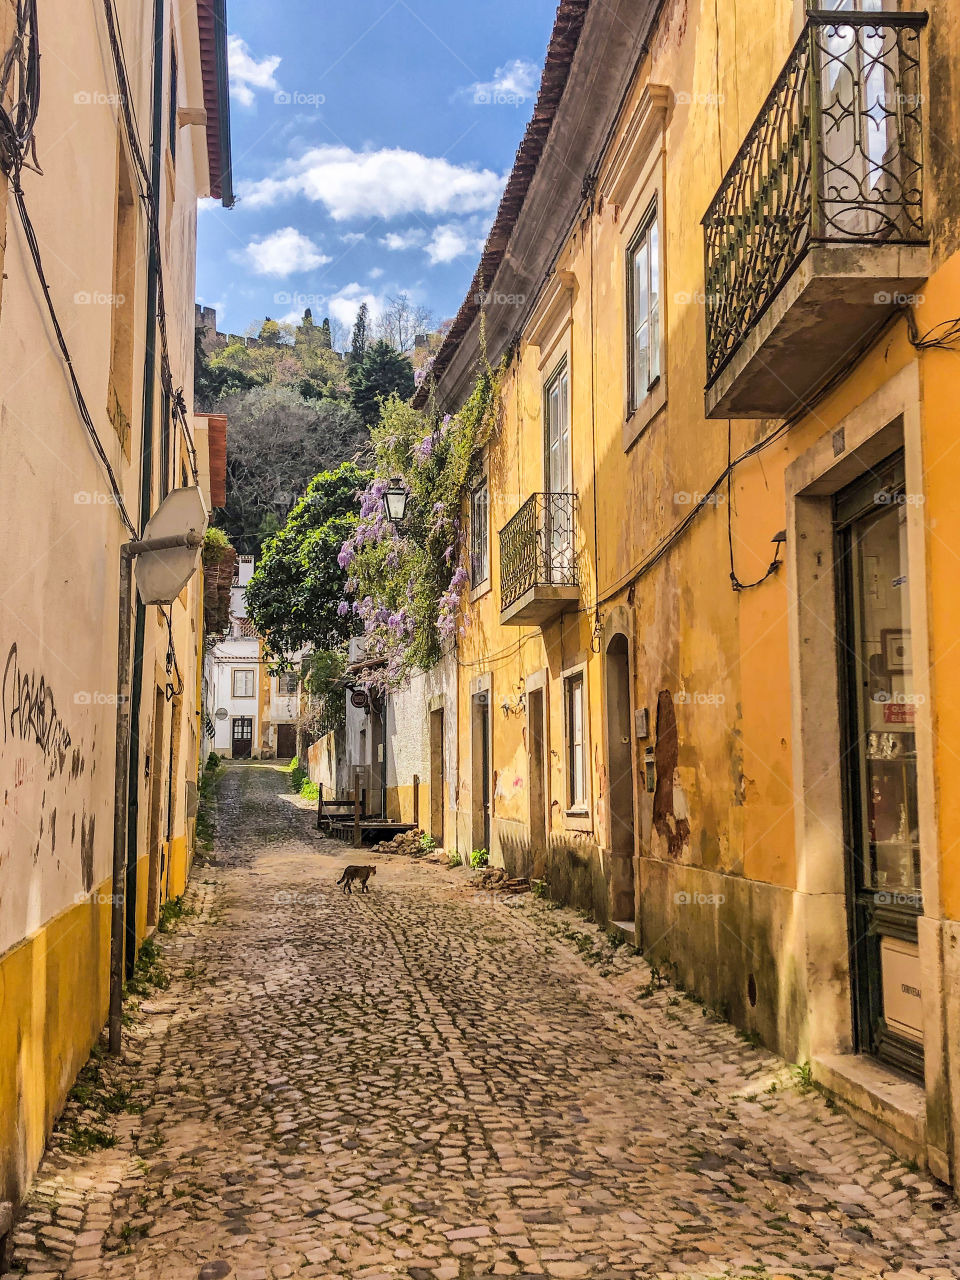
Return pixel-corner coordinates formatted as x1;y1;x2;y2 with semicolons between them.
836;451;923;1077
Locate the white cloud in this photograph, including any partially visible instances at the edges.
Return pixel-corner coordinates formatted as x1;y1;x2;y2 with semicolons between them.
381;228;427;252
463;58;540;106
425;221;486;265
239;145;505;220
341;231;366;246
239;227;330;277
323;282;386;330
368;267;385;280
228;35;281;108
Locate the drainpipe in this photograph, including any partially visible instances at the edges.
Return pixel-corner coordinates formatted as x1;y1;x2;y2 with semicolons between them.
124;0;166;976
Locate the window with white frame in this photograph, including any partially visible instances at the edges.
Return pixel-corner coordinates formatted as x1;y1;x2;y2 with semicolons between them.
470;479;489;587
233;668;255;698
564;671;587;811
627;205;661;411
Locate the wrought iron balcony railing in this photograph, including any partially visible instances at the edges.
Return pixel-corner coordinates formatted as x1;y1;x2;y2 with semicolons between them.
499;492;578;614
703;10;928;387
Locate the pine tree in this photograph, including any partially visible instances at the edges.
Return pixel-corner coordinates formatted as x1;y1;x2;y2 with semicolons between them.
350;302;369;365
347;339;415;426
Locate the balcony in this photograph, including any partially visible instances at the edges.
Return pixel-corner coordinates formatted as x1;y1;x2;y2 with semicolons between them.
703;11;929;419
499;492;579;626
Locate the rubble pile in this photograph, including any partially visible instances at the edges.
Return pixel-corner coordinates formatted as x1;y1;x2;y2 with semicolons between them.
372;828;426;856
472;867;531;895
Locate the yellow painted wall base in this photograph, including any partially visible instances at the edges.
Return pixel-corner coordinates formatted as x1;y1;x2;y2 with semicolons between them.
387;783;429;827
0;880;112;1204
166;834;190;900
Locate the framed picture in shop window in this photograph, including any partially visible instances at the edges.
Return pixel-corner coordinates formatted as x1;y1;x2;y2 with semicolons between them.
880;628;912;677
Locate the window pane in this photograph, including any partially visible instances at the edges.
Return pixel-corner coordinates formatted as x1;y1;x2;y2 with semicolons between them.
853;501;919;894
633;240;649;406
648;217;660;385
567;675;585;808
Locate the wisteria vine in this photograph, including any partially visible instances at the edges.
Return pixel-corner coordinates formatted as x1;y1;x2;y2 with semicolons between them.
339;365;500;690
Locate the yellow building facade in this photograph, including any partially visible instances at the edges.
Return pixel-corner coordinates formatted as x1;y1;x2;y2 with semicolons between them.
425;0;960;1185
0;0;231;1210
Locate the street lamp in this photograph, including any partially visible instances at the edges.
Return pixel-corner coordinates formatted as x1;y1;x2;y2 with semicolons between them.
383;478;409;524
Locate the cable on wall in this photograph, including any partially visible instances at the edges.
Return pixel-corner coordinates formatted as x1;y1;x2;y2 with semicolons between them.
0;0;139;537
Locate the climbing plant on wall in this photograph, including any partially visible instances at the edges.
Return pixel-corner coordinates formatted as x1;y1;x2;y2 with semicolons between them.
339;360;502;690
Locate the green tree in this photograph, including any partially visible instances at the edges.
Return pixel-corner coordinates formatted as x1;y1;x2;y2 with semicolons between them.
319;317;332;349
348;339;415;426
194;329;260;410
217;385;371;554
350;302;369;365
245;462;371;661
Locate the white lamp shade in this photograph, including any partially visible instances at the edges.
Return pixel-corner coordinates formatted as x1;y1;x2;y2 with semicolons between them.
383;482;408;523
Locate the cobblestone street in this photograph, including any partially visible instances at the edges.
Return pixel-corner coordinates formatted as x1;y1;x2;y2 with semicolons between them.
8;761;960;1280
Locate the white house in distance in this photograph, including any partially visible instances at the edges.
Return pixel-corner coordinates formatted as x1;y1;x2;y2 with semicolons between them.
207;554;261;758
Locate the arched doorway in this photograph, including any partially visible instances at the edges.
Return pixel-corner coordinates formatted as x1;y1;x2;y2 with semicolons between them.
605;633;636;924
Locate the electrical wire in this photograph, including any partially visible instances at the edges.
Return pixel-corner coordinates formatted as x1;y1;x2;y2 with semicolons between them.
904;307;960;352
0;1;139;536
162;605;184;701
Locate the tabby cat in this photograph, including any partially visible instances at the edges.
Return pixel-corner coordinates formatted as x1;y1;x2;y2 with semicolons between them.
336;864;377;894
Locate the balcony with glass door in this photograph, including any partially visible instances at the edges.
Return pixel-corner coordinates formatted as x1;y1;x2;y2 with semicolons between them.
702;9;929;418
499;492;579;626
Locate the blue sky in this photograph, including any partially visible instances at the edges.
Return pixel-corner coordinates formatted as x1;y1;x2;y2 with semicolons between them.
196;0;559;345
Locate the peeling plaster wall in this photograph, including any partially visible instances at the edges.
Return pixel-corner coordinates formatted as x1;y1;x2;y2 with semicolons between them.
0;0;213;1206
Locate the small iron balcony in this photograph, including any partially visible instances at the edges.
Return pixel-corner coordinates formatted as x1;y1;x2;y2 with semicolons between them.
499;492;579;627
703;10;929;419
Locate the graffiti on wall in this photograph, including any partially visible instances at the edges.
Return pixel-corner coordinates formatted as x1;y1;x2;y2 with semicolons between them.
2;643;75;780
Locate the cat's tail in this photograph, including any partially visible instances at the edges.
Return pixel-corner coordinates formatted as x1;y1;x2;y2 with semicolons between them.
336;870;346;885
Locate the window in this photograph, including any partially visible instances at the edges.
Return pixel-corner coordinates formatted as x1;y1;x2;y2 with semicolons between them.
280;673;299;695
544;362;571;494
107;144;138;457
233;668;255;698
168;43;178;164
564;672;587;811
627;206;661;411
470;479;489;587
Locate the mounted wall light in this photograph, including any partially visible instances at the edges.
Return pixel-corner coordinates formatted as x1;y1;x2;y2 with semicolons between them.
383;479;409;524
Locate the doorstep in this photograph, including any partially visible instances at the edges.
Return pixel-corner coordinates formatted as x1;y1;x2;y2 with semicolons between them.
611;919;636;945
813;1053;926;1166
